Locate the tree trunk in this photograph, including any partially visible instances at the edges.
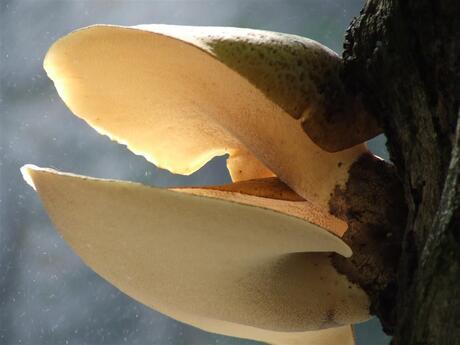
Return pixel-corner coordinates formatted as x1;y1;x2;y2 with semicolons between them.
342;0;460;344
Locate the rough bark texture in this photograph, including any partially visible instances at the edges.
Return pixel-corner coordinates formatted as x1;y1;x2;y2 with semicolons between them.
342;0;460;344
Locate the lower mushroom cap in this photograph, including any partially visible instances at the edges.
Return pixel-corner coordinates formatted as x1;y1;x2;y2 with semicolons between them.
22;165;370;338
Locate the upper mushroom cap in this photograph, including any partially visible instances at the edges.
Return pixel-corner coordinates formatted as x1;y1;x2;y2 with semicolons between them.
133;24;380;152
43;24;371;204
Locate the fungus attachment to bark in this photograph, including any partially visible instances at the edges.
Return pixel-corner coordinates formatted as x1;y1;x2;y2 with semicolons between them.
22;24;387;345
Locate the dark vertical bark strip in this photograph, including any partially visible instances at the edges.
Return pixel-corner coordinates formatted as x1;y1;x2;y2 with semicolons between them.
342;0;460;344
405;114;460;345
422;113;460;266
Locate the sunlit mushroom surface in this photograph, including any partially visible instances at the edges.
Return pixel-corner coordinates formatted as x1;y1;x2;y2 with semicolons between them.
19;24;381;345
43;25;373;206
2;6;392;343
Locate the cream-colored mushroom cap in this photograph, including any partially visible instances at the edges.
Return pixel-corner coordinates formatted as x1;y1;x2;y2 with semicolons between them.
43;24;371;206
21;165;369;344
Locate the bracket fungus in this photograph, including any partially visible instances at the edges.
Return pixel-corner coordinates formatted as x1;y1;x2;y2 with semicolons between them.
22;25;392;345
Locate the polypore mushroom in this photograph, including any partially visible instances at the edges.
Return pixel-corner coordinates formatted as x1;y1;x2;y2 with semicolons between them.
43;24;381;206
22;165;366;345
22;24;385;345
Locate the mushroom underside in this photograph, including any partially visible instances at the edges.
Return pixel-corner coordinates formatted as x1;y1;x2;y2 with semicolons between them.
21;165;370;342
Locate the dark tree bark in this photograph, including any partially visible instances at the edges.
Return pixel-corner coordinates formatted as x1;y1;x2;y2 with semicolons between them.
340;0;460;344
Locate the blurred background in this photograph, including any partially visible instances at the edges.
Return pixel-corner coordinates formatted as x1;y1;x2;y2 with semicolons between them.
0;1;390;344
